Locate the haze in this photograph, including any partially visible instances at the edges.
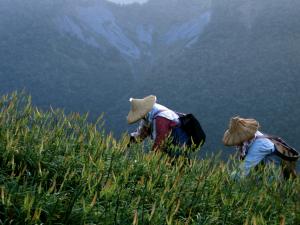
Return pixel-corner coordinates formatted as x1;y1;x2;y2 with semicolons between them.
0;0;299;163
106;0;148;4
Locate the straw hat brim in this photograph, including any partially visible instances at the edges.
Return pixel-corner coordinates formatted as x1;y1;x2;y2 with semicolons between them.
127;95;156;124
223;117;259;146
223;129;256;146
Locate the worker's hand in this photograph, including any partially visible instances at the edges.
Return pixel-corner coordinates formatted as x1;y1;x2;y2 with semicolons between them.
127;135;137;147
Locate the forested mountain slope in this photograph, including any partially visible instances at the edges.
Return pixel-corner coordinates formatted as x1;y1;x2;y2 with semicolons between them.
0;0;299;154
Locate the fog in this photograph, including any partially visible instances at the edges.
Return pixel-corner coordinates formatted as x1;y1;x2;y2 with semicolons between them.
106;0;148;4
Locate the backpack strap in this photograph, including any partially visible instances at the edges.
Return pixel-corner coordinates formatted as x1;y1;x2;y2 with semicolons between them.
257;135;299;161
175;111;186;117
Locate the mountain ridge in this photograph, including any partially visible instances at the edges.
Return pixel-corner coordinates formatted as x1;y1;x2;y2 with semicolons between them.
0;0;299;155
54;0;211;61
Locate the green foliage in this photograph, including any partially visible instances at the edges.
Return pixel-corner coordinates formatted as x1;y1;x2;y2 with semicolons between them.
0;93;299;224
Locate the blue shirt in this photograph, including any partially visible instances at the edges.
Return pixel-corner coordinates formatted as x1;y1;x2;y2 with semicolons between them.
231;131;282;179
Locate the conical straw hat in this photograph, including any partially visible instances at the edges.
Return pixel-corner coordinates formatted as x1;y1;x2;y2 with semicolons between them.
127;95;157;124
223;116;259;146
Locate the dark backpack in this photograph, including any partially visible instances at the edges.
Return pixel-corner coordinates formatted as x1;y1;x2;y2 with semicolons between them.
177;113;206;149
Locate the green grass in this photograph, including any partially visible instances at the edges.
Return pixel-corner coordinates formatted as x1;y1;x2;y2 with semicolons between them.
0;92;299;225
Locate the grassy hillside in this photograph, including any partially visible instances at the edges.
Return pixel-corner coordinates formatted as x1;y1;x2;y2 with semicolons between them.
0;93;299;224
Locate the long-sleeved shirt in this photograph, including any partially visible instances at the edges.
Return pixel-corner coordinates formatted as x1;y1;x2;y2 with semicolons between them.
130;103;179;151
152;116;178;150
232;131;281;179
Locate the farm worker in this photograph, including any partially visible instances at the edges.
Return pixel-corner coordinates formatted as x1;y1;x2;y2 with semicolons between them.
127;95;189;157
223;116;282;179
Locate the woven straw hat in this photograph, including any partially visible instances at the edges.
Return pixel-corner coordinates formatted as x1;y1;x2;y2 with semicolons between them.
223;116;259;146
127;95;157;124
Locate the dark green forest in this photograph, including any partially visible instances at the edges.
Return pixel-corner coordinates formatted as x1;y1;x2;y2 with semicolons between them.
0;0;299;161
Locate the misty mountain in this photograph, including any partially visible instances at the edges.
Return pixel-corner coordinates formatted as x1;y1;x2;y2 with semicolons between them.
54;0;211;62
0;0;300;158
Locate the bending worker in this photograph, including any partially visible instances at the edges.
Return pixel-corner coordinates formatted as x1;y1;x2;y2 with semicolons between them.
127;95;189;157
223;116;298;179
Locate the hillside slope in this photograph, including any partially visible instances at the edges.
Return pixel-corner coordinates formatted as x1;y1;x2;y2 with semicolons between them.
0;93;299;224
